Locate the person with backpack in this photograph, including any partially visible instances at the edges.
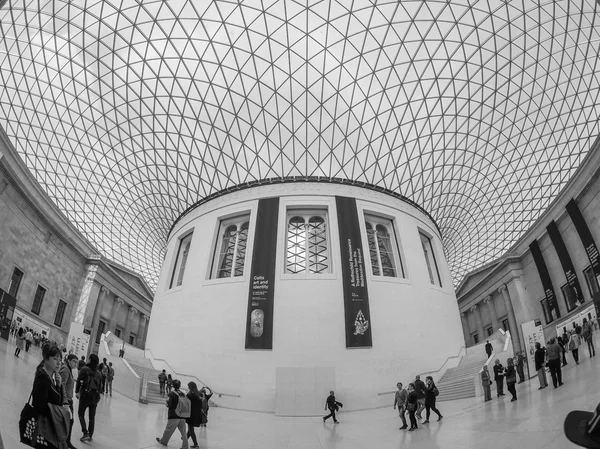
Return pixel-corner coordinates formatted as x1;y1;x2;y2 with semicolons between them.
423;376;443;423
158;370;167;396
75;353;102;442
156;379;190;449
99;358;108;394
105;362;114;396
582;318;595;358
59;353;79;449
186;382;202;448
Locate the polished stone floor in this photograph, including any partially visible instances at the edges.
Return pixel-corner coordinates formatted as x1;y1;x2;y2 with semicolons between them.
0;336;595;449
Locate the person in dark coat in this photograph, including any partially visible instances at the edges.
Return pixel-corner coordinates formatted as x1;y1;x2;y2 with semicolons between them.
322;390;343;423
534;342;548;389
75;354;102;442
485;340;493;358
406;384;418;431
423;376;442;423
493;359;505;397
186;382;201;449
505;358;517;401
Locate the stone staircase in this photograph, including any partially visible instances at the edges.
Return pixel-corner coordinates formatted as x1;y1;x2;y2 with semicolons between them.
436;351;488;402
129;362;167;405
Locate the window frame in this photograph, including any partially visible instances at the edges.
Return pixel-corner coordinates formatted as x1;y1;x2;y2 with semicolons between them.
472;333;479;344
7;266;24;298
583;265;600;298
54;299;67;327
129;334;136;345
114;328;122;338
418;230;443;287
561;282;580;313
209;213;251;280
284;208;332;276
169;230;194;289
31;284;47;315
363;213;405;279
95;320;106;344
486;326;493;337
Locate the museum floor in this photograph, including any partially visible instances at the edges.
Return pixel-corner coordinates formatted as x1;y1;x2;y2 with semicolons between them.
0;338;594;449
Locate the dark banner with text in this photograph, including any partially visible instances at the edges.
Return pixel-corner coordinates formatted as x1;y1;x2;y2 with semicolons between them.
566;199;600;278
529;239;560;321
336;196;373;348
0;288;17;341
245;197;279;350
547;220;584;304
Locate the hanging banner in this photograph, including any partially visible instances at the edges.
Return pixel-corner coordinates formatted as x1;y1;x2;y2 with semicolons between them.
529;239;560;321
547;220;584;304
336;196;373;348
245;197;279;350
566;199;600;278
0;288;17;341
521;319;545;379
66;322;90;359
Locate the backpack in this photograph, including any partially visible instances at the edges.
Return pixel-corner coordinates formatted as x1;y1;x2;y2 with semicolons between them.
81;369;101;402
175;392;191;418
433;386;439;397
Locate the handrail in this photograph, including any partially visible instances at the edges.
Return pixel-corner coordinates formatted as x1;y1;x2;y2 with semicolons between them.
145;348;241;399
377;345;466;395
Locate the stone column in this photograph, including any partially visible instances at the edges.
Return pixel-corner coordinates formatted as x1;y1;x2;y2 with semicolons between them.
137;314;148;349
483;295;501;332
470;304;485;343
460;312;470;346
123;306;138;343
108;297;124;333
499;284;522;353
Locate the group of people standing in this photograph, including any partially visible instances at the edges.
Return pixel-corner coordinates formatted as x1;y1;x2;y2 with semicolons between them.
393;375;443;431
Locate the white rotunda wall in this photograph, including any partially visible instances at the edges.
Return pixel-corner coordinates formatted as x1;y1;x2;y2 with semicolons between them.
146;182;464;413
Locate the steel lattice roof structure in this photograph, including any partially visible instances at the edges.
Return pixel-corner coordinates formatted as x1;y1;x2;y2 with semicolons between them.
1;0;600;290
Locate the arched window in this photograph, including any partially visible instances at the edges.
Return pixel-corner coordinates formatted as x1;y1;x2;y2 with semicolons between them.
365;215;403;278
212;214;250;279
286;211;330;274
420;231;442;287
170;232;193;288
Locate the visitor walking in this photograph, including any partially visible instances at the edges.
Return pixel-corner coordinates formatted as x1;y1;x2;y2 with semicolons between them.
406;383;418;431
99;358;108;394
393;382;408;430
76;353;102;442
485;340;493;358
559;335;568;367
59;353;79;449
323;390;343;423
186;382;202;448
166;374;173;395
481;365;492;402
30;344;70;449
423;376;442;423
505;358;517;402
546;337;563;388
158;370;167;396
156;379;190;449
582;318;595;357
199;387;213;426
535;342;548;389
77;356;86;370
105;362;114;395
569;330;581;365
14;327;25;357
515;351;525;383
25;328;33;352
493;359;505;397
413;375;426;420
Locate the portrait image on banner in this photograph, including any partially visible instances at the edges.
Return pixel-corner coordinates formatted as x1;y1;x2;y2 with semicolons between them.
336;196;373;348
245;197;279;350
0;288;17;341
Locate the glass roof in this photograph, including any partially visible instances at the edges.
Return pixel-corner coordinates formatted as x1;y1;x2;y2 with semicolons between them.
1;0;600;290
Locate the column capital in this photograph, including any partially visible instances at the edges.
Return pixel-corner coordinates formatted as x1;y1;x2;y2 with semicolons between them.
115;296;124;306
100;285;110;295
482;295;492;304
498;284;507;294
469;305;478;312
460;312;467;319
128;305;138;314
143;314;150;322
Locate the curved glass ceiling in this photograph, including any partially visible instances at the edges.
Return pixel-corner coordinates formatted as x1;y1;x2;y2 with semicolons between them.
1;0;600;290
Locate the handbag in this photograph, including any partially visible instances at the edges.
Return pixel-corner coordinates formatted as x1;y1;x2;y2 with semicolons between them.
19;392;48;448
407;402;416;412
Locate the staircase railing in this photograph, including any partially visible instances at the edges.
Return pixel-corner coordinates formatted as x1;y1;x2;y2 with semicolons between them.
145;347;241;399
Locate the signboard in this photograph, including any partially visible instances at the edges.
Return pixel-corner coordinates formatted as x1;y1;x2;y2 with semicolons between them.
521;319;545;379
547;220;584;304
0;288;17;340
12;309;50;336
66;322;90;358
555;303;597;337
529;239;560;320
336;196;373;348
245;197;279;350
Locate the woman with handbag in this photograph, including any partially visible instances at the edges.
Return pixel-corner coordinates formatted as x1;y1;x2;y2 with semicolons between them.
186;382;202;448
505;358;517;402
14;327;25;357
423;376;443;423
481;365;492;402
406;383;419;431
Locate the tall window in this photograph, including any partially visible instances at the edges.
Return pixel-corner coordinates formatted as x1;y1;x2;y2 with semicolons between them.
211;214;250;279
95;320;106;344
54;300;67;327
561;283;580;313
502;317;510;332
487;327;493;337
472;333;479;344
129;334;135;345
583;266;600;297
419;232;442;287
364;215;404;278
31;285;46;315
115;328;121;338
169;232;193;288
8;267;23;298
286;210;330;274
